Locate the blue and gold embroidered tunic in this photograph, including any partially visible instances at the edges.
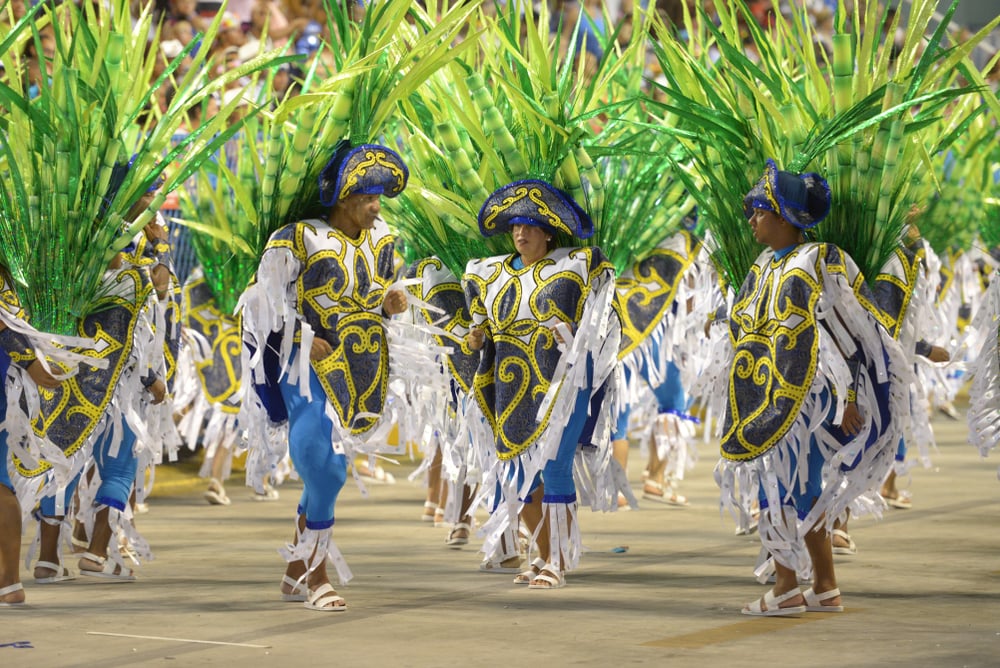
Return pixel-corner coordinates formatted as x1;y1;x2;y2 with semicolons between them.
19;264;154;477
463;246;616;459
616;230;702;360
249;217;396;436
717;242;909;574
182;271;242;417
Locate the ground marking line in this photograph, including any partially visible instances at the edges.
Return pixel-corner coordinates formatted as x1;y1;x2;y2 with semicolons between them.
85;632;270;648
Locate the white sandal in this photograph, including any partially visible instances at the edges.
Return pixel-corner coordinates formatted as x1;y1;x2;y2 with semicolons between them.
742;587;805;616
528;564;565;590
479;557;522;574
33;560;76;584
445;522;471;548
421;500;438;522
642;480;688;507
78;552;136;582
513;557;546;585
280;574;309;602
0;582;25;607
304;583;347;612
831;529;857;555
803;587;844;612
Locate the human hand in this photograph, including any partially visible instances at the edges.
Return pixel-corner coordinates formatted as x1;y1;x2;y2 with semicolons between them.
151;264;171;299
926;345;950;364
147;378;167;405
144;220;168;242
26;359;61;389
310;337;333;361
383;289;408;316
550;321;571;344
839;402;864;436
466;327;486;351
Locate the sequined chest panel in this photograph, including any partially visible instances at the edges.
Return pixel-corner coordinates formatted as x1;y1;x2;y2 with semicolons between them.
406;257;478;394
20;268;151;476
720;243;834;461
267;219;396;435
182;276;241;412
617;230;699;358
871;245;923;341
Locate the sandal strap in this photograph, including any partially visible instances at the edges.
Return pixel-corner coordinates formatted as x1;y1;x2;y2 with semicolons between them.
282;574;308;593
802;587;840;607
35;560;62;571
765;587;801;608
0;582;24;597
513;557;547;582
308;583;345;607
530;572;563;588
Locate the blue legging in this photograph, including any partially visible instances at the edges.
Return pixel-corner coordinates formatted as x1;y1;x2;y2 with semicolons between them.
93;419;138;512
41;418;139;515
640;356;686;414
758;437;826;521
612;358;688;442
279;363;348;531
520;372;595;504
0;431;12;495
758;388;831;520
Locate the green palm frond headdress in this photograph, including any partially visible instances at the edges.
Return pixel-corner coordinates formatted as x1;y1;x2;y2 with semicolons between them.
0;0;288;335
387;0;668;277
172;0;481;311
643;0;997;288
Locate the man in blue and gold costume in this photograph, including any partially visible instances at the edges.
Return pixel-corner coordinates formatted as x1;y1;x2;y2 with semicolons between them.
717;160;908;616
239;140;410;612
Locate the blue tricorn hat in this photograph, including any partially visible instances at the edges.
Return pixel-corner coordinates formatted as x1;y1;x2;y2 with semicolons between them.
318;140;409;206
477;179;594;239
743;158;831;230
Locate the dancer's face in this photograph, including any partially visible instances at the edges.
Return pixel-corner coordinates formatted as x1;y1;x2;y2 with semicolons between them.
748;208;794;250
511;224;550;265
333;193;381;239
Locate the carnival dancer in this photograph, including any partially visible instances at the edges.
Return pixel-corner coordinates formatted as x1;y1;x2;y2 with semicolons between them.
239;140;410;611
175;265;244;506
613;222;713;508
830;222;952;553
717;160;907;616
28;175;171;585
402;257;485;549
871;226;950;510
464;179;621;590
0;275;78;605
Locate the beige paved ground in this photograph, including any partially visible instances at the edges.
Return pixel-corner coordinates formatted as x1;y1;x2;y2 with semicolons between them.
2;403;998;668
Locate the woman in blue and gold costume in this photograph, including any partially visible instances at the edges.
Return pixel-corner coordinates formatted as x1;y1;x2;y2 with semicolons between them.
239;140;410;612
464;179;621;590
717;160;908;616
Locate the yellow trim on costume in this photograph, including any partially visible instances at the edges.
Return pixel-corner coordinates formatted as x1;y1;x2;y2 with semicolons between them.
182;276;243;410
312;312;389;436
617;232;699;359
